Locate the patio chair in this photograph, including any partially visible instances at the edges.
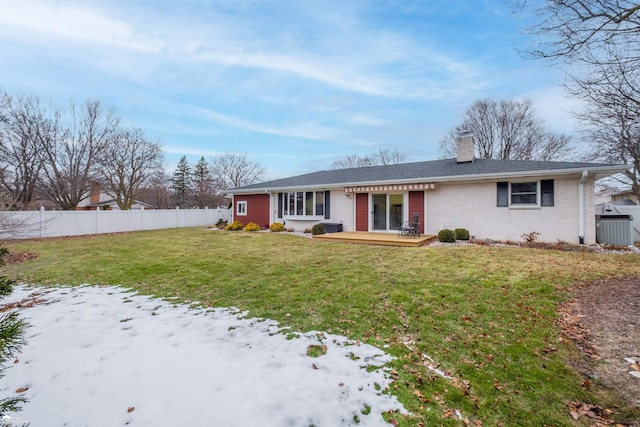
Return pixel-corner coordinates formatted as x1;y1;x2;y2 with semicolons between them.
398;212;420;238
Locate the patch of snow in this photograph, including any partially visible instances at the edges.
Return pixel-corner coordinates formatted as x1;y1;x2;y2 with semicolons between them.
1;285;406;426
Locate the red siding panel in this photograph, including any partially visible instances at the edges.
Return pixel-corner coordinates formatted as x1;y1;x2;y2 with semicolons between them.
408;191;425;234
355;193;369;232
234;194;270;229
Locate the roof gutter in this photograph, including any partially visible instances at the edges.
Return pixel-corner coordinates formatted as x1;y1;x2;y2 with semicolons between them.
578;170;588;244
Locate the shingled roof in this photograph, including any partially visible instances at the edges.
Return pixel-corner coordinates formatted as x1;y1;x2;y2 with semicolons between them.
228;158;628;193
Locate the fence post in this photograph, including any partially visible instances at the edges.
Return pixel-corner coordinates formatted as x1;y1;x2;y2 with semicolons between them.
95;207;100;234
140;206;144;231
176;206;179;228
39;207;44;238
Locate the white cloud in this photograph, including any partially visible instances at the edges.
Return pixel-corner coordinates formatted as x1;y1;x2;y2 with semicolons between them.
191;106;344;141
520;86;584;133
0;1;161;53
0;0;482;100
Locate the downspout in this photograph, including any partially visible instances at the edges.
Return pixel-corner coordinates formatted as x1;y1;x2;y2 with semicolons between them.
265;189;272;226
578;171;588;244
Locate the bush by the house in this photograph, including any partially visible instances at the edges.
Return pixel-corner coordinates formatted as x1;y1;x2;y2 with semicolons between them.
438;228;456;243
522;231;541;243
243;222;261;232
225;220;244;231
454;228;470;240
270;223;286;232
311;224;326;235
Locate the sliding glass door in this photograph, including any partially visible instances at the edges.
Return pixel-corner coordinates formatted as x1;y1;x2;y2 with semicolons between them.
372;194;404;231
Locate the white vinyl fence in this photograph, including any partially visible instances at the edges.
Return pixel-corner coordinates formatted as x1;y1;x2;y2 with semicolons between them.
5;207;232;239
595;203;640;242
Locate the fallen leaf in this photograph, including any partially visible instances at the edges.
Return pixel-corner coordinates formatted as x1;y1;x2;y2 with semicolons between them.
127;406;135;413
15;387;28;393
338;383;344;387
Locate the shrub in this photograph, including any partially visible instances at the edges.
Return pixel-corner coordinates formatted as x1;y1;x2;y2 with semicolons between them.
522;231;541;243
0;247;8;266
454;228;470;241
243;222;261;232
225;220;244;231
270;222;286;232
215;219;228;229
311;223;326;235
438;228;457;243
0;275;15;298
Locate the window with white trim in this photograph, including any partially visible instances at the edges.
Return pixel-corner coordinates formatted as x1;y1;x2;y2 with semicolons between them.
280;191;325;217
497;180;554;207
236;200;247;215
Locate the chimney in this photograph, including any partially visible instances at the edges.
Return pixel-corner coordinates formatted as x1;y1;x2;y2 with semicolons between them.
456;132;474;163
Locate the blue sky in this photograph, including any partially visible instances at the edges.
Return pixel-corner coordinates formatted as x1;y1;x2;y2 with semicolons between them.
0;0;581;179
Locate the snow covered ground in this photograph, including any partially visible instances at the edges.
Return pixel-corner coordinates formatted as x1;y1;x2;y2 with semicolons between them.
0;285;406;426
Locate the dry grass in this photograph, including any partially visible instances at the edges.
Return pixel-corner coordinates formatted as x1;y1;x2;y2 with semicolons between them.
3;227;640;426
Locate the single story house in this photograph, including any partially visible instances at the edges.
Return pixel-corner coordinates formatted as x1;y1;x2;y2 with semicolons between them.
227;135;628;244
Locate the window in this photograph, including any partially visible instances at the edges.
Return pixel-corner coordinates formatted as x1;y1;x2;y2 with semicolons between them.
236;201;247;216
540;180;554;206
497;180;554;208
315;191;324;216
294;192;302;215
511;182;538;205
305;192;314;215
279;191;326;217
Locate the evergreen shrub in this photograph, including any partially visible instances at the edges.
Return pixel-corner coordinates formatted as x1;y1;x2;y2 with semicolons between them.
311;224;326;235
437;228;457;243
454;228;470;240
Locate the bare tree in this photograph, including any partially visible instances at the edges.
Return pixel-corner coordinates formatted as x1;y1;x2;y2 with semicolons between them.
577;78;640;198
136;169;173;209
96;127;164;210
211;152;266;190
439;98;572;160
520;1;640;65
37;100;119;210
519;0;639;195
520;1;640;113
331;146;407;169
331;153;374;169
0;192;41;239
0;92;44;208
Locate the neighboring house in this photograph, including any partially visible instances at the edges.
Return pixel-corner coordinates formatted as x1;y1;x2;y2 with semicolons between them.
595;188;638;206
81;199;155;210
77;185;155;210
226;135;628;244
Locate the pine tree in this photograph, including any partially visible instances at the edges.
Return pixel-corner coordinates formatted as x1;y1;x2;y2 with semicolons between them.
170;156;193;208
191;157;215;208
0;250;28;417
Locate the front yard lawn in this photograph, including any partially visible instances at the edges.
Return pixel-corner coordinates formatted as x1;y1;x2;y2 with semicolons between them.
4;228;640;426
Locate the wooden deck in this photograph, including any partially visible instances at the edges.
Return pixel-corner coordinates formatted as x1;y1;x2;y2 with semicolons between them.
313;231;436;247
